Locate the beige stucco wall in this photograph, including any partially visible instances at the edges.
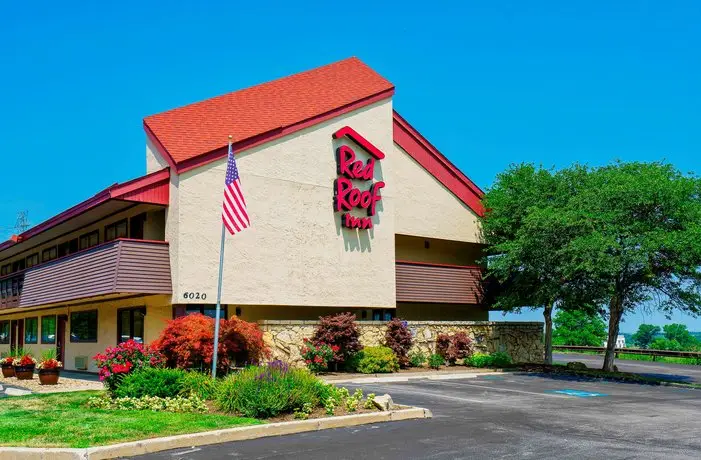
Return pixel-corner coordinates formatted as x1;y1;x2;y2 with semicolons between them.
259;320;544;366
146;138;170;173
170;99;397;308
395;234;483;266
0;295;171;372
392;143;481;243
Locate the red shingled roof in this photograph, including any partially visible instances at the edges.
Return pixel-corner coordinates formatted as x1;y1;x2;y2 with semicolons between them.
144;57;395;172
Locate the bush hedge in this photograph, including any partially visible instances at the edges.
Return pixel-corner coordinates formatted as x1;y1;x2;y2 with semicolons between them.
467;352;512;368
114;368;187;399
311;312;361;368
384;318;413;368
436;332;473;365
180;371;220;400
350;346;399;374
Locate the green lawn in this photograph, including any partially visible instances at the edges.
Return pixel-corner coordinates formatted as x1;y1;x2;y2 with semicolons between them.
0;391;260;448
557;350;701;366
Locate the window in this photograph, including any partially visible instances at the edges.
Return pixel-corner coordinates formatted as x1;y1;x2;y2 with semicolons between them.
42;246;57;262
41;315;57;344
11;259;25;273
70;310;98;342
117;307;145;344
130;213;146;240
372;309;395;322
57;239;79;257
24;317;38;344
79;230;99;250
179;305;228;320
0;280;9;299
0;264;10;276
0;321;9;344
26;253;39;268
105;219;128;242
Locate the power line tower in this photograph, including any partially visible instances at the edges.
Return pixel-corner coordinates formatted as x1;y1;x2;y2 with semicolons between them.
14;211;30;234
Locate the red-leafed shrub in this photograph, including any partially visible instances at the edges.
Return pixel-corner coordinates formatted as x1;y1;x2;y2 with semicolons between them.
384;318;413;368
436;332;474;365
311;312;361;368
152;314;269;374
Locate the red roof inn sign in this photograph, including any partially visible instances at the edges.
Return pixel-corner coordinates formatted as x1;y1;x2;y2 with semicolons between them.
332;127;386;230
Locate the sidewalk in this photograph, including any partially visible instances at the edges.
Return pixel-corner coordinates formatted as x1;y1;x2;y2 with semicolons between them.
322;367;504;384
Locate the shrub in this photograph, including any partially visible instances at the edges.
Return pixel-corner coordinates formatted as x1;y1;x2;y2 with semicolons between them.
86;394;207;413
216;363;327;418
490;352;512;367
311;312;361;368
180;371;220;400
152;314;269;373
566;361;587;371
467;353;492;368
384;318;413;368
300;340;337;373
350;346;399;374
114;368;187;399
93;340;164;394
428;353;445;369
409;351;427;368
436;332;474;365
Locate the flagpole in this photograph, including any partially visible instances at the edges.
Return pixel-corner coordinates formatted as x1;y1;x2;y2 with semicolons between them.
212;135;233;378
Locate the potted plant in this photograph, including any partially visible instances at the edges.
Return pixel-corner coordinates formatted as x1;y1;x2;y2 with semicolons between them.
37;348;62;385
13;349;37;380
1;351;16;378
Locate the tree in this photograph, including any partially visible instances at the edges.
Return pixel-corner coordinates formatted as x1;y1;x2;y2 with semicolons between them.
567;162;701;371
481;164;606;364
650;337;684;351
662;324;698;350
552;309;607;346
631;324;661;349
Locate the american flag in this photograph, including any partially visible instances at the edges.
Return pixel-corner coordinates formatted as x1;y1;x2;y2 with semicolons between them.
222;141;250;234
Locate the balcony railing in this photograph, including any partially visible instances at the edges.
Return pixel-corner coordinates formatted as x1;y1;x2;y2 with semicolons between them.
0;238;171;310
395;260;484;304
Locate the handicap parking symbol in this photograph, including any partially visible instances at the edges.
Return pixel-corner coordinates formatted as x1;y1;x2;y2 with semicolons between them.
547;389;608;398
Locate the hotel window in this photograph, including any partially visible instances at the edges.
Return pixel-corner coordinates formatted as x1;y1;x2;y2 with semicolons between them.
70;310;98;343
105;219;128;242
0;321;9;344
1;264;10;276
25;317;38;344
176;305;228;320
41;315;57;344
42;246;57;262
117;307;145;344
0;280;8;299
11;259;25;273
79;230;99;250
26;253;39;268
57;238;79;258
372;309;395;322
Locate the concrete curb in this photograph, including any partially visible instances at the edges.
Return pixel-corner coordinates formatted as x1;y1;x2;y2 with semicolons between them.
325;371;505;384
0;407;431;460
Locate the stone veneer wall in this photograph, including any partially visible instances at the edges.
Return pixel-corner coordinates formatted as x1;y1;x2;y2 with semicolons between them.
258;320;544;366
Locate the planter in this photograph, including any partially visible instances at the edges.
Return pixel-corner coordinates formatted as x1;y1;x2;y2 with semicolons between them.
1;365;15;378
38;368;61;385
14;365;36;380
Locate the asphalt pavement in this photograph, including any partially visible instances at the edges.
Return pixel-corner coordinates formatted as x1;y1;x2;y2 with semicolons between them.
130;372;701;460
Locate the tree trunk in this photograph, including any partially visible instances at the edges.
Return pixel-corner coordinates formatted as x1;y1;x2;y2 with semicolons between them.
603;296;623;372
543;304;554;365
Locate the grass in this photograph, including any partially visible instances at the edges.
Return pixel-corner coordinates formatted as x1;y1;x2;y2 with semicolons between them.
0;391;260;448
557;350;701;366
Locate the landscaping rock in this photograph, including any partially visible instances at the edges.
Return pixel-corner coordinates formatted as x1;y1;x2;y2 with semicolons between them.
566;361;588;371
372;394;395;411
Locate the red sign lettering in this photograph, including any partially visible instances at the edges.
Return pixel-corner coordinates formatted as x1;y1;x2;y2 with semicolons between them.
332;127;387;229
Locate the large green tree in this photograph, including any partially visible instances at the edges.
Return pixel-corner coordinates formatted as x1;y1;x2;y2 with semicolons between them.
567;162;701;371
631;324;661;349
481;164;605;364
662;324;698;350
552;309;607;346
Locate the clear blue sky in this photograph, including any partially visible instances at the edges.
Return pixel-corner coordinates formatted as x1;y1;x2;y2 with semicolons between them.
1;2;699;331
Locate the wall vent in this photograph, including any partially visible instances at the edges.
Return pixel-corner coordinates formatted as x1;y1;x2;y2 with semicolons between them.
74;356;88;370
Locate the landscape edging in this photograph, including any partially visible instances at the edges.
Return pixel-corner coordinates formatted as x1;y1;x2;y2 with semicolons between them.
0;407;431;460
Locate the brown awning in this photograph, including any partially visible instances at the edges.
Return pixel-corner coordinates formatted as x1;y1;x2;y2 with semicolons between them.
396;261;484;304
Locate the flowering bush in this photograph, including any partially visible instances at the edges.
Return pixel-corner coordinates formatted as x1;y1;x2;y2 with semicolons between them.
311;312;361;368
300;339;336;373
93;339;164;394
86;394;207;413
436;332;474;365
152;314;269;374
384;318;413;368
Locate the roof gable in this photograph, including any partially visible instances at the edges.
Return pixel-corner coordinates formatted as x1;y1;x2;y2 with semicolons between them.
144;57;394;173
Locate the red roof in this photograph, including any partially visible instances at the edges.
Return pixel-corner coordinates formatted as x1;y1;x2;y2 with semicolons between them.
144;57;394;172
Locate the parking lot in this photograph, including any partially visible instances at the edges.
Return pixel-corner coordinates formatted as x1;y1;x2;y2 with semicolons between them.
135;372;701;460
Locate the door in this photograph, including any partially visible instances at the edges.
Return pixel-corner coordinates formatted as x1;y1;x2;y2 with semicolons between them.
10;319;24;351
56;315;68;363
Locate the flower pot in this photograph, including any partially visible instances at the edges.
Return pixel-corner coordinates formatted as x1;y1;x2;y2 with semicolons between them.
38;369;60;385
1;365;15;378
14;365;35;380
